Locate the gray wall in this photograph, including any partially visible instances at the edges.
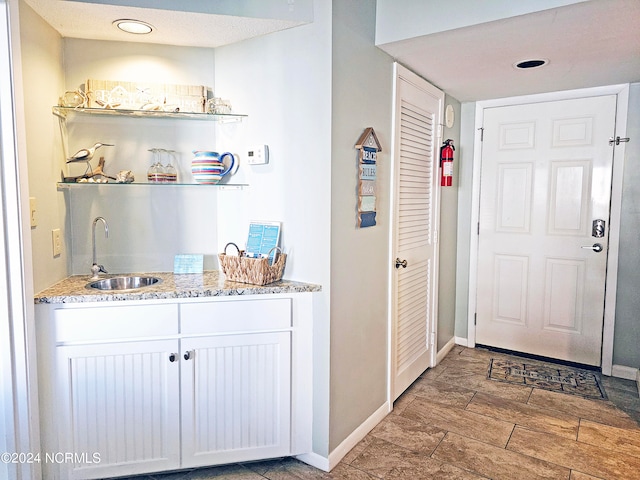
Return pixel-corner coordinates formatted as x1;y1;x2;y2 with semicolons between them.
329;0;393;451
454;102;477;341
19;1;66;293
613;82;640;369
437;95;461;350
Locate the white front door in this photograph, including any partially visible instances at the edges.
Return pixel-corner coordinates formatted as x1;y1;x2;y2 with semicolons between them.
476;95;617;366
391;64;443;400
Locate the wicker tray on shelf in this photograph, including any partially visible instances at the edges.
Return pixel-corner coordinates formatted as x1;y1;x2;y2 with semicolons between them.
218;243;286;286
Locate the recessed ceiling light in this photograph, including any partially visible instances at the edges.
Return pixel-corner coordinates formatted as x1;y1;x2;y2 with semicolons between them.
113;19;154;35
514;59;548;70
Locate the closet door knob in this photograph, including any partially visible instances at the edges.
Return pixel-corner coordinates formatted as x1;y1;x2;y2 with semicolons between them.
395;258;408;269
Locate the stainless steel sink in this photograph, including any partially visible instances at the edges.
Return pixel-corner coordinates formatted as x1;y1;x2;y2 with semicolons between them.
86;276;162;291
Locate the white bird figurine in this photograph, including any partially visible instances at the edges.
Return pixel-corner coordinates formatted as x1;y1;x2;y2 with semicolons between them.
67;142;113;164
67;142;113;175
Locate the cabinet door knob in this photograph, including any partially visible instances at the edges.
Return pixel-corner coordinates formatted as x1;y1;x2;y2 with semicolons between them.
169;353;178;362
184;350;193;361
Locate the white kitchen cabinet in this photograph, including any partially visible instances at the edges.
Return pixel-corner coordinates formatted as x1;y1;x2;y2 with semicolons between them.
36;295;310;480
181;332;291;467
180;298;293;467
55;340;181;480
40;304;180;480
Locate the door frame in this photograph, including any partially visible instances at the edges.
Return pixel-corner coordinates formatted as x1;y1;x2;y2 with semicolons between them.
467;84;630;375
1;1;41;479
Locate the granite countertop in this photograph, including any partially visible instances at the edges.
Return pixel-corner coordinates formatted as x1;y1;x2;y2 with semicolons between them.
34;270;321;304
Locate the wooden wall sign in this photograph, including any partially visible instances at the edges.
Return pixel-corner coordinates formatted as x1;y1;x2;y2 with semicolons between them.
355;127;382;228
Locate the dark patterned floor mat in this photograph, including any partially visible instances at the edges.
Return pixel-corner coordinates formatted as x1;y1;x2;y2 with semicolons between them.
487;357;607;400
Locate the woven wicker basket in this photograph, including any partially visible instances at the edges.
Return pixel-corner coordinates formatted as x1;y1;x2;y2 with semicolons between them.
218;243;286;285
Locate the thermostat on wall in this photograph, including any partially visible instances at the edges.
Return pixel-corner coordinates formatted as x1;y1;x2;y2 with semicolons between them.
247;145;269;165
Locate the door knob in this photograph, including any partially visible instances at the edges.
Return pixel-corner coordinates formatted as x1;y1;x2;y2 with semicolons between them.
184;350;193;361
581;243;603;253
169;353;178;362
395;258;407;269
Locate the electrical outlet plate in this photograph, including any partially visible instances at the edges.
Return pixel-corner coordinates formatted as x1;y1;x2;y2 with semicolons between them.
52;229;62;257
247;145;269;165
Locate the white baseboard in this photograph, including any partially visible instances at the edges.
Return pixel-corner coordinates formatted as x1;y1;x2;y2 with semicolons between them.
436;337;456;363
297;401;390;472
454;336;468;347
611;364;639;381
295;451;330;472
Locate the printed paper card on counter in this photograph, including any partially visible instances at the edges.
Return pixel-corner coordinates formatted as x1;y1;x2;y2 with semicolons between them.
174;254;204;274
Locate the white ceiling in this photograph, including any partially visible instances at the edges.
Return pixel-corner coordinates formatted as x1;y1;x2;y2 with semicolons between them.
22;0;308;48
377;0;640;101
22;0;640;102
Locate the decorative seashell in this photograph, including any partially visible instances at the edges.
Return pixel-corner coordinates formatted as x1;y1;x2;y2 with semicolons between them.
115;170;135;183
95;99;122;109
141;103;162;111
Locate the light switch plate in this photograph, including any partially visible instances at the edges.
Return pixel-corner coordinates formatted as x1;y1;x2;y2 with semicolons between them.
29;197;37;227
247;145;269;165
52;229;62;257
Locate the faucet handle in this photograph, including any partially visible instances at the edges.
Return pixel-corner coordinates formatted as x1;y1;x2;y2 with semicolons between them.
98;264;108;274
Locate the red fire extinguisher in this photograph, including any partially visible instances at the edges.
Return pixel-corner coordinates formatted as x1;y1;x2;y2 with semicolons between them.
440;139;455;187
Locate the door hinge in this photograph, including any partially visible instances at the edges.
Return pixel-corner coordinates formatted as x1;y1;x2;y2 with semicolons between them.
474;313;477;326
430;331;435;347
478;127;484;141
477;222;480;235
609;136;630;146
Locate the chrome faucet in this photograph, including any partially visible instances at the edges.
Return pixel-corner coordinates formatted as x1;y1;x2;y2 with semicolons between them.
91;216;109;280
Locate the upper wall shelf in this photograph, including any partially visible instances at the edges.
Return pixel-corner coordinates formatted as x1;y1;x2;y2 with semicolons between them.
57;182;247;190
52;106;247;123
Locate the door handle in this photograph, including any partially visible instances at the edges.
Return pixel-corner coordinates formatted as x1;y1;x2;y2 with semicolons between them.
395;258;407;269
609;136;630;146
581;243;603;253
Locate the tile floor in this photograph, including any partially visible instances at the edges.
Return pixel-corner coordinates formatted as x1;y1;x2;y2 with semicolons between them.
113;346;640;480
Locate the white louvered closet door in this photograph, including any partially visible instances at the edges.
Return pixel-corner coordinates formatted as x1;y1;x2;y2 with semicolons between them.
391;64;443;401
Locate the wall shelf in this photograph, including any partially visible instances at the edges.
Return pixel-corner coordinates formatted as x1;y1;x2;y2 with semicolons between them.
52;106;247;123
57;182;247;190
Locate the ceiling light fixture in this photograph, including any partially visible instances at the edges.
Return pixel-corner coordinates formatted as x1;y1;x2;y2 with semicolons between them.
113;19;154;35
514;59;548;70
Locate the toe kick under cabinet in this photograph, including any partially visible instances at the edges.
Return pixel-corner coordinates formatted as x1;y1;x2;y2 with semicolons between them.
35;295;313;480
